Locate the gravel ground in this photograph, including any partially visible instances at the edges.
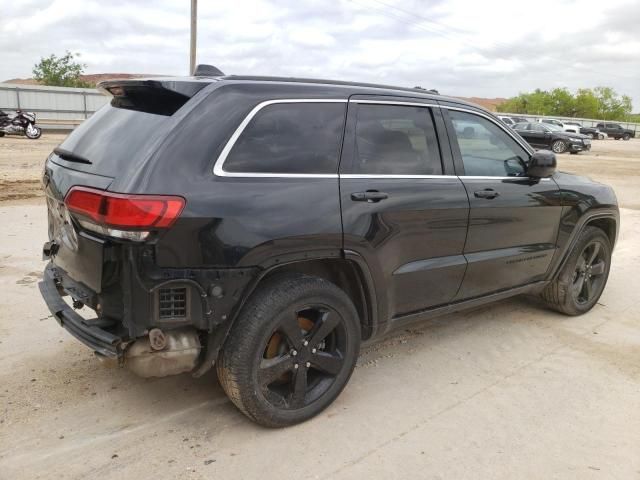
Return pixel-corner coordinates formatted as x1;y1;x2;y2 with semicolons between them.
0;134;639;479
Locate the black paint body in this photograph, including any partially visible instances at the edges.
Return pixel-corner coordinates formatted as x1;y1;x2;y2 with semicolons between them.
39;76;619;361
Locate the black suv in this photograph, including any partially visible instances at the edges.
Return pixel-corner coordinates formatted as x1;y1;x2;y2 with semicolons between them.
39;68;619;427
596;123;635;140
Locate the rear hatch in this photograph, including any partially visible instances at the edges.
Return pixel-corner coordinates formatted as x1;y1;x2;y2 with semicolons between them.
43;78;209;293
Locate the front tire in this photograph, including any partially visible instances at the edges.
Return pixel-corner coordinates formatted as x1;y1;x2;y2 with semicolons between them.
552;140;567;154
26;125;42;139
541;226;611;315
623;133;630;141
217;274;361;427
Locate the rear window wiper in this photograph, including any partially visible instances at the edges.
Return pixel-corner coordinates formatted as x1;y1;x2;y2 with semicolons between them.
54;148;92;165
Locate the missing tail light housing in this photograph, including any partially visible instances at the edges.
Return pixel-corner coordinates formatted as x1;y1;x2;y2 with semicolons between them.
65;186;185;241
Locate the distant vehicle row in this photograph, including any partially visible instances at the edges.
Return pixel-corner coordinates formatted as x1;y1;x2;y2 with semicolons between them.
498;116;636;141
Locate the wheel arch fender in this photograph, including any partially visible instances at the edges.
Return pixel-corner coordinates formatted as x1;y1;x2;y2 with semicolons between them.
549;211;619;282
192;252;379;377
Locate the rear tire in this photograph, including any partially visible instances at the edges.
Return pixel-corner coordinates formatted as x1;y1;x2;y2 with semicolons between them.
217;274;360;427
540;226;611;315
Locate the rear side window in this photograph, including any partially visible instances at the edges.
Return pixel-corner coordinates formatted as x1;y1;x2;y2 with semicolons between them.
223;102;346;174
352;104;442;175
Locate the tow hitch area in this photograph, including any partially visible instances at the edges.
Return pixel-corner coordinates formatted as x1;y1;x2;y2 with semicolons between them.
42;240;59;260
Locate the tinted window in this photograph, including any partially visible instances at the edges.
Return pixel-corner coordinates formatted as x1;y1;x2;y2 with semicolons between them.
224;103;346;174
449;110;529;177
530;123;547;132
353;104;442;175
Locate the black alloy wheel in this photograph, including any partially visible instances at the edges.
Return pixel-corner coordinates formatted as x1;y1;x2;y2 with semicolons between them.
217;274;360;427
571;240;608;306
541;226;612;315
258;305;348;410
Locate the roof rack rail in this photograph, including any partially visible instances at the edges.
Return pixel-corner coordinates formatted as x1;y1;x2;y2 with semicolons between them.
193;64;225;77
414;86;439;94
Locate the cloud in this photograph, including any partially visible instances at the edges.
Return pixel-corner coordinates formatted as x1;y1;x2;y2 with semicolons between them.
1;0;638;110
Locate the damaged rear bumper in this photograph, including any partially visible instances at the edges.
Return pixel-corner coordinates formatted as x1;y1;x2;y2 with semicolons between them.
38;263;122;358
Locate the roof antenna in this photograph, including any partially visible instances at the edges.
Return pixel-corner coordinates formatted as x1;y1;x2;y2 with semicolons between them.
193;64;225;77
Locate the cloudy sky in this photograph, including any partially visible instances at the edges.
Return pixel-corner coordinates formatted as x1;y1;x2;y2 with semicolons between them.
2;0;639;109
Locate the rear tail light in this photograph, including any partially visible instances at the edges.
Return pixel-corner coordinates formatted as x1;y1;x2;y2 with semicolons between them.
65;186;185;241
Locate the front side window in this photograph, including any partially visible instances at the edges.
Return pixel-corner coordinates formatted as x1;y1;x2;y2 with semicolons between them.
352;104;442;175
224;102;346;174
449;110;529;177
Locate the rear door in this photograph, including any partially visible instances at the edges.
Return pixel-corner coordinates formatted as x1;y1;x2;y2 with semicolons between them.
442;106;562;299
339;97;469;321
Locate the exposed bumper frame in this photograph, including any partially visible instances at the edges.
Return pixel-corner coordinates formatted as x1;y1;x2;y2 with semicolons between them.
38;264;122;358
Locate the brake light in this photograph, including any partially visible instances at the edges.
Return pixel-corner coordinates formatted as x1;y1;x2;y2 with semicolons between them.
65;187;185;230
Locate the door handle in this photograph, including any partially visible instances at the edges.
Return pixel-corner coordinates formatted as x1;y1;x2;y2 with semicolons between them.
474;188;500;199
351;191;389;202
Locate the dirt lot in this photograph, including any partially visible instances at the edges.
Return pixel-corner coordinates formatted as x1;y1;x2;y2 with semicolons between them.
1;134;639;479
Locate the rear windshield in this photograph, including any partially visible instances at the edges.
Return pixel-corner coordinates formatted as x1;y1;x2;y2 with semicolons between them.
53;104;172;177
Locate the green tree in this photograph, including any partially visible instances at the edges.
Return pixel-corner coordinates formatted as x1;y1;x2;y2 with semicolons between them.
573;89;599;118
497;86;634;121
32;51;92;88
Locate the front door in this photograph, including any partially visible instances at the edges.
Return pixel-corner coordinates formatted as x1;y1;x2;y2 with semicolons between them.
339;98;469;322
443;107;563;299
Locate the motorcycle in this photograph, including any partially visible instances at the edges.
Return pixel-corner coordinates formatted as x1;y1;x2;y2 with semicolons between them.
0;109;42;139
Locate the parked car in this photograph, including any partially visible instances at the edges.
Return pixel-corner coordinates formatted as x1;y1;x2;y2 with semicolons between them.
577;125;605;140
498;115;525;128
39;66;619;427
497;115;516;127
515;122;591;154
596;123;635;140
537;118;582;134
561;121;606;140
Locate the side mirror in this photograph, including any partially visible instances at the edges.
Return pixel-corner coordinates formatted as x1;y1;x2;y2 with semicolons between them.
528;150;556;178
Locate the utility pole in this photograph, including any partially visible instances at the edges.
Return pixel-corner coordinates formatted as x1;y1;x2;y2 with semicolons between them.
190;0;197;75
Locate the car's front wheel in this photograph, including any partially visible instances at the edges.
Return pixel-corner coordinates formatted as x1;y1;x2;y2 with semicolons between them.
623;133;630;141
552;140;567;154
541;226;612;315
217;273;360;427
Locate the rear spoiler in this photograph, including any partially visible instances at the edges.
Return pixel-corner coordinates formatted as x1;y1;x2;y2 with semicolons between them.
97;79;213;116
